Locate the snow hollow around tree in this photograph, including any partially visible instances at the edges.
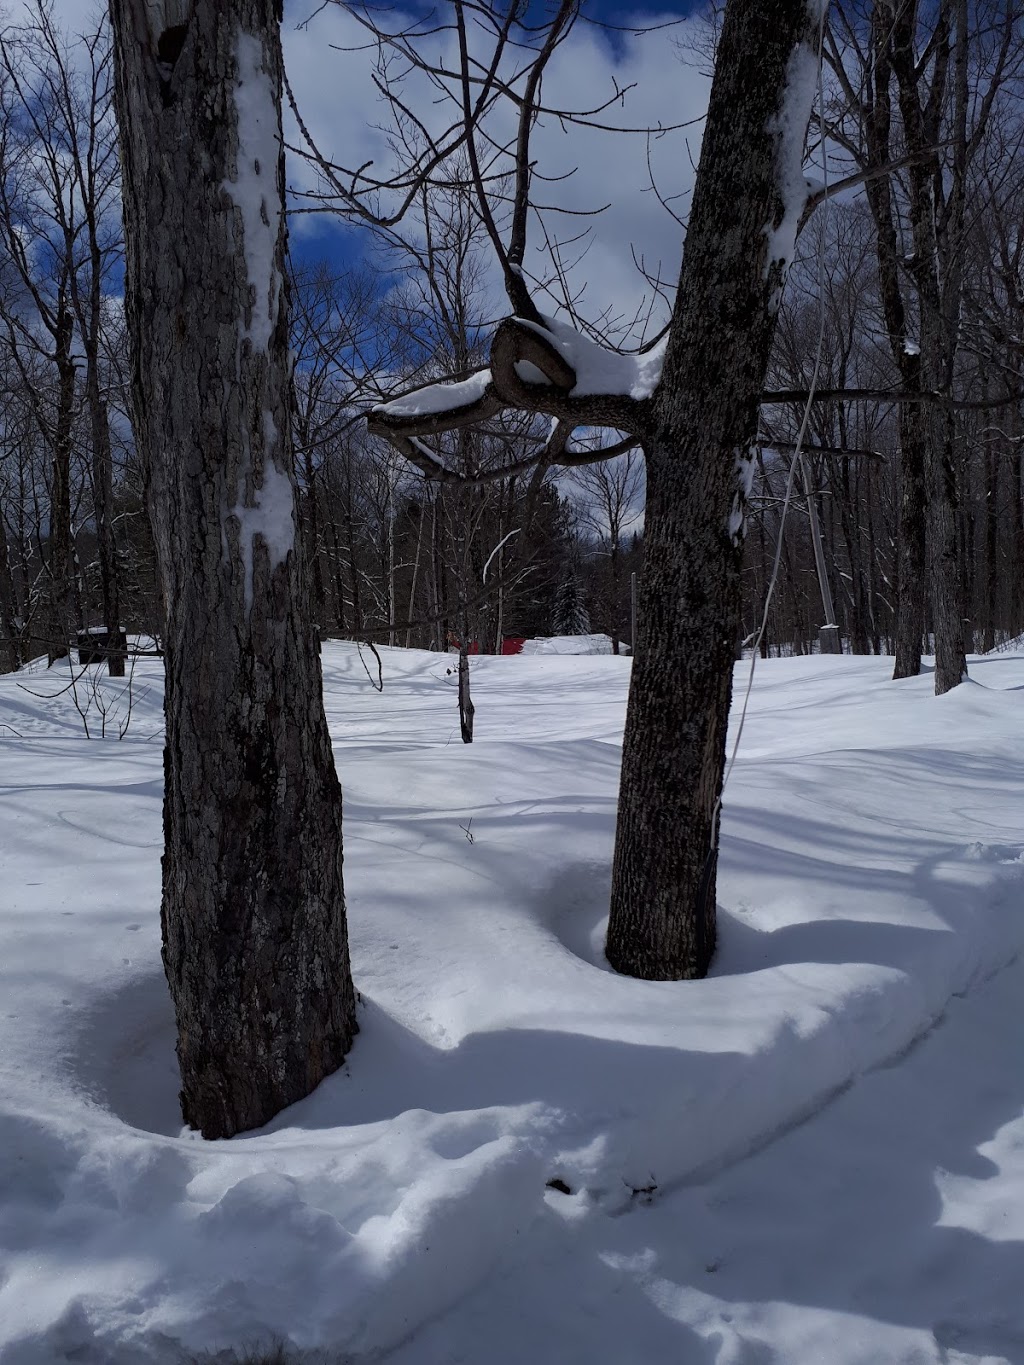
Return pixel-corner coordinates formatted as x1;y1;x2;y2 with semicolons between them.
2;644;1024;1363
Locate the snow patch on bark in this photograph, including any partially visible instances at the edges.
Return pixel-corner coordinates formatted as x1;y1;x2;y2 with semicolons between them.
763;29;820;302
224;30;281;353
232;415;295;610
222;31;295;611
727;448;756;545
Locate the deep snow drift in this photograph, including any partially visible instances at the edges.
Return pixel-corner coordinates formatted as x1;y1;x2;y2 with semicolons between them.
1;643;1022;1364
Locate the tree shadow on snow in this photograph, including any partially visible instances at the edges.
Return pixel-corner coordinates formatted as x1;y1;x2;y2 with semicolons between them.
65;968;182;1136
597;955;1024;1361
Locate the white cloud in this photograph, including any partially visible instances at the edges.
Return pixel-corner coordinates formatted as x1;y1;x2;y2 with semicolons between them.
281;3;711;342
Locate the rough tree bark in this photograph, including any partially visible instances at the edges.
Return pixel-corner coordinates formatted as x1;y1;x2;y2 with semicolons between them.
605;0;826;979
110;0;357;1138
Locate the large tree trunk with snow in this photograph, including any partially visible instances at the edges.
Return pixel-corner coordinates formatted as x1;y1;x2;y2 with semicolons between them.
110;0;357;1138
605;0;824;980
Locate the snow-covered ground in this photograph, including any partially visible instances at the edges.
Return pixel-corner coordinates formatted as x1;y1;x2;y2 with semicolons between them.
1;643;1023;1364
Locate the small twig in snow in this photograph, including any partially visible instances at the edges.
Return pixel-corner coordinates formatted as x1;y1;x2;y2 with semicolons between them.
356;640;385;691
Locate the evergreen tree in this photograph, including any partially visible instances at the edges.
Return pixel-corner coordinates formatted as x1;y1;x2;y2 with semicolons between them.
553;564;591;635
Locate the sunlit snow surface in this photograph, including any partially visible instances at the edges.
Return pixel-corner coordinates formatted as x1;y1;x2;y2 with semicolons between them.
1;644;1023;1363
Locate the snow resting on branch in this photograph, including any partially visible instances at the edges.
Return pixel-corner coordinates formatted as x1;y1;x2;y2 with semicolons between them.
514;316;666;401
371;316;666;425
372;369;493;421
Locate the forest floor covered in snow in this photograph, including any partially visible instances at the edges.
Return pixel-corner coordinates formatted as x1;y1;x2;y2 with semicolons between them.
1;642;1023;1364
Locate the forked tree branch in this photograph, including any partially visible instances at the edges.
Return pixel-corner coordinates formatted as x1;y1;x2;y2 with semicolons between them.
368;309;649;482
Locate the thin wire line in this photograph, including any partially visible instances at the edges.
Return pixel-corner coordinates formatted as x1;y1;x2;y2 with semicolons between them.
714;2;832;838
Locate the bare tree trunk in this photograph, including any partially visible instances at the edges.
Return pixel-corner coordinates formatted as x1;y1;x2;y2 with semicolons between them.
1014;421;1024;638
84;355;124;676
609;535;621;654
893;404;927;676
404;496;426;648
926;406;968;688
47;301;75;667
326;514;347;633
0;503;21;673
801;454;841;651
892;0;967;694
110;0;357;1138
858;3;927;678
433;491;448;650
77;170;125;677
865;463;884;654
457;637;474;743
387;465;397;648
981;439;998;653
343;494;363;635
606;0;824;980
300;442;327;628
